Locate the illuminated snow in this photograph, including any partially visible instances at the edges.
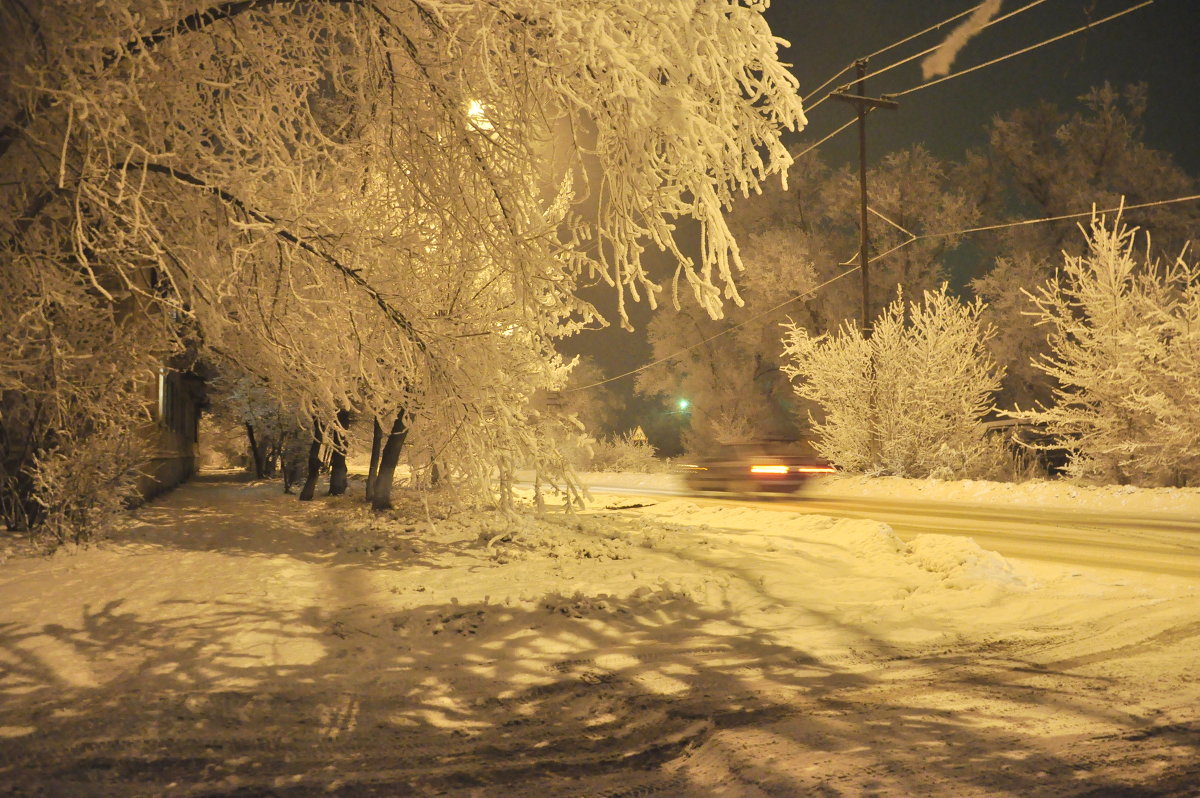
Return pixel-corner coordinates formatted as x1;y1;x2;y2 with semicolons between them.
0;472;1194;794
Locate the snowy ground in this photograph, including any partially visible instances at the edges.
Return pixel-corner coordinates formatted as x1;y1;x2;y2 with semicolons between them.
0;470;1196;796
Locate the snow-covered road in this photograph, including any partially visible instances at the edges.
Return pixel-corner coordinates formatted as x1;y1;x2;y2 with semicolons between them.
565;473;1200;578
796;495;1200;577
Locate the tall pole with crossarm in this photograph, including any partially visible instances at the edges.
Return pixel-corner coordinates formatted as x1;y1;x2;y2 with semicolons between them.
831;60;898;338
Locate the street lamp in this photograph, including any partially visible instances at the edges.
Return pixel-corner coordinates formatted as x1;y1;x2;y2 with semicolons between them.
466;99;494;133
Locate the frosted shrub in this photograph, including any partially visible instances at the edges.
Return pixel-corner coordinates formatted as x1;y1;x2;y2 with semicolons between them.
1021;216;1200;486
587;433;665;473
781;285;1004;478
0;263;163;541
30;424;146;547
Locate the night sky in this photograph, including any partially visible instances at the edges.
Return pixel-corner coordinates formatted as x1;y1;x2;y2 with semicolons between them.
769;0;1199;172
558;0;1199;434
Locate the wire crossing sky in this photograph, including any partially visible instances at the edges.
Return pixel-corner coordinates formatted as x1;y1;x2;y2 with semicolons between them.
564;192;1200;394
554;0;1200;442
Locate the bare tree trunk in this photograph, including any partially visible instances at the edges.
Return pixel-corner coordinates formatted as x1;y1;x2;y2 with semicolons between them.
281;430;299;494
365;417;383;502
244;422;265;478
327;409;351;496
371;412;409;511
298;417;324;501
264;444;280;477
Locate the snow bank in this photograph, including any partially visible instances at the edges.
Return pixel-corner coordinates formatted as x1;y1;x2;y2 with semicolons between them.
809;473;1200;516
905;534;1038;601
568;469;1200;517
614;497;1039;618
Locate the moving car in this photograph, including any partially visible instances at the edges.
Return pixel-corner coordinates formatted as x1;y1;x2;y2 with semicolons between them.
680;440;836;494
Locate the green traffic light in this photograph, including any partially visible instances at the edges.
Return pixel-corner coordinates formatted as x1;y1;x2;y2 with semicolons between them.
677;398;690;411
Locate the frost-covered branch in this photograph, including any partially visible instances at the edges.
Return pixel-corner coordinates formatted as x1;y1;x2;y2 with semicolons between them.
2;0;807;529
127;160;427;352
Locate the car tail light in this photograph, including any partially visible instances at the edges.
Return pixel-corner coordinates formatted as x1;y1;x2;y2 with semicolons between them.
749;464;789;474
792;465;836;474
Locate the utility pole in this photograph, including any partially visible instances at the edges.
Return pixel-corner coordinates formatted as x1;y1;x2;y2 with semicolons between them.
831;60;898;338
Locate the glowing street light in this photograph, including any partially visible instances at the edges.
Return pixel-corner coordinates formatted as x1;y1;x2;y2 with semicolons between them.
466;99;494;133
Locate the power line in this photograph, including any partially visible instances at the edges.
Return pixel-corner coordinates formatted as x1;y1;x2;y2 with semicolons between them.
804;1;987;110
912;192;1200;242
793;116;858;160
797;0;1152;158
855;0;1052;87
564;191;1200;394
861;2;986;62
892;0;1155;98
861;192;1200;272
805;0;1049;113
803;64;856;107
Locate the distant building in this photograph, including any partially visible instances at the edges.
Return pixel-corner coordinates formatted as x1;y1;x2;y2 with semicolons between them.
138;362;206;498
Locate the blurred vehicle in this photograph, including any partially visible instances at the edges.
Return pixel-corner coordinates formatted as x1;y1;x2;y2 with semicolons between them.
679;440;836;494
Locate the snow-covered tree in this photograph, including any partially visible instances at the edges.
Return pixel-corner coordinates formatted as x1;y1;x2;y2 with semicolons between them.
638;302;803;454
558;357;622;439
967;85;1198;259
1020;215;1200;487
1;0;806;525
966;84;1199;408
638;146;977;453
204;368;296;479
970;252;1057;409
0;249;164;537
781;285;1004;478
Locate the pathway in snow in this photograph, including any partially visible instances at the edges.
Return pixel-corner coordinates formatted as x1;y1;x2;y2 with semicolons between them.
0;473;1196;796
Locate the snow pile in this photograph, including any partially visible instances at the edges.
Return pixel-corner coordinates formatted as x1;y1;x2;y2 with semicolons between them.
492;516;636;563
628;497;1028;600
906;534;1037;590
317;497;633;564
820;520;910;559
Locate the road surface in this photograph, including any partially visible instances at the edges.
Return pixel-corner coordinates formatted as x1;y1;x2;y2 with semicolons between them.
581;482;1200;579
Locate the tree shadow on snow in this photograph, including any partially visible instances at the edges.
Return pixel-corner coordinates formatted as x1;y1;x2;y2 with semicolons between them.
118;478;485;572
1;579;1194;797
2;475;1194;795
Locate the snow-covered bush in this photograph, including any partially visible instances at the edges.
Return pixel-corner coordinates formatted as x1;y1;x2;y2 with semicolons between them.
585;433;667;473
29;424;146;547
1020;216;1200;486
781;285;1005;478
0;247;163;542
